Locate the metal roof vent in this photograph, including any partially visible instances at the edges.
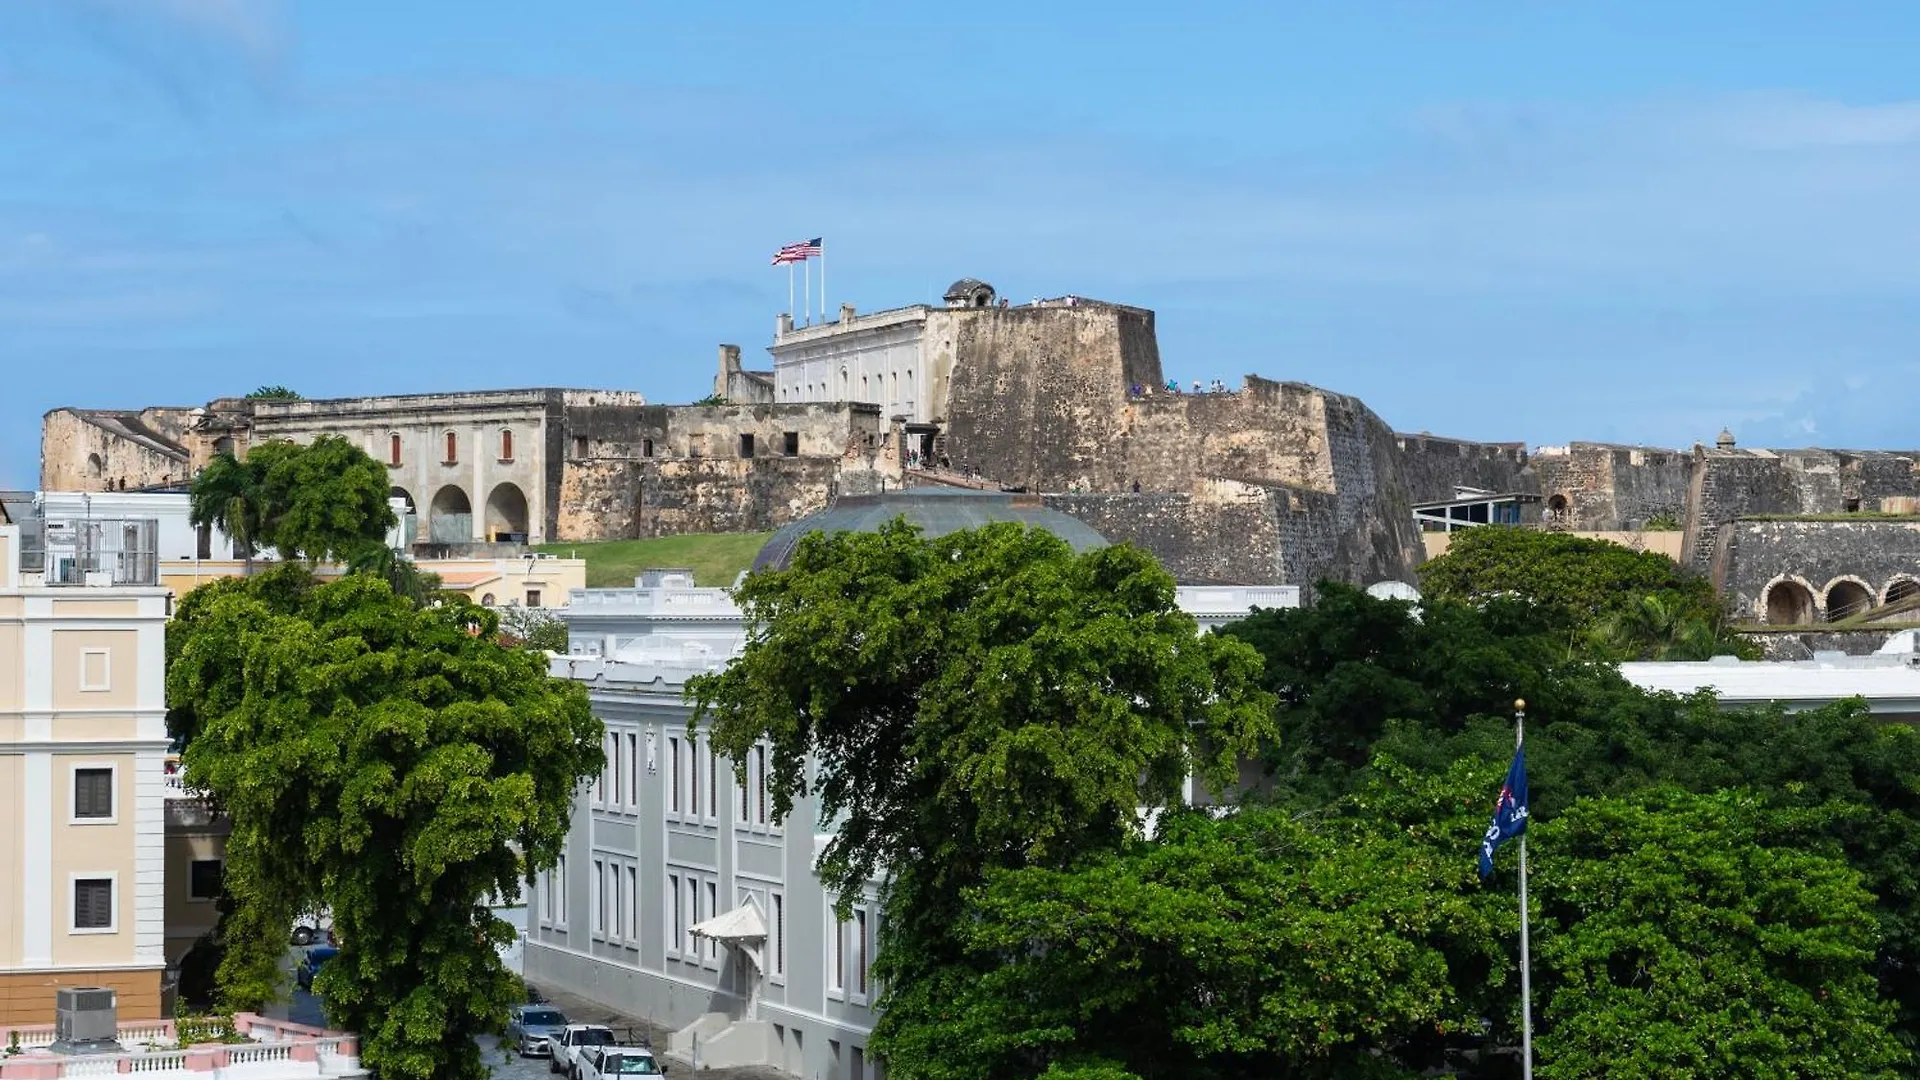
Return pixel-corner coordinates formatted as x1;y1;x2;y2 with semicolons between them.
52;986;122;1054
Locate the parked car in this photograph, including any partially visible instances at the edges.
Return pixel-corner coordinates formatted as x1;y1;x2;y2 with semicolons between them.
549;1025;615;1075
506;1005;572;1058
578;1046;667;1079
290;908;334;947
295;945;338;993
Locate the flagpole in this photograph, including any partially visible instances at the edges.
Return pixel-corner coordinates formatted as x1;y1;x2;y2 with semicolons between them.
803;255;811;328
788;261;795;320
819;239;827;323
1515;698;1533;1080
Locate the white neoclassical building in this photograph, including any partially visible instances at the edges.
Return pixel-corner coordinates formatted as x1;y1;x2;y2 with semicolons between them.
524;492;1298;1080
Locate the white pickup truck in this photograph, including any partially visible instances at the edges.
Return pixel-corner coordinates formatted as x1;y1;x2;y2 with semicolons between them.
577;1045;667;1079
547;1025;615;1077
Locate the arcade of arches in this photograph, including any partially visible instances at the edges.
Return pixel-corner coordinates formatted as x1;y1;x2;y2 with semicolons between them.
1763;575;1920;625
398;482;530;544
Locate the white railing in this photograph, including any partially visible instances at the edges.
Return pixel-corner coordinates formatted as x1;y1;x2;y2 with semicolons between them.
2;1014;362;1080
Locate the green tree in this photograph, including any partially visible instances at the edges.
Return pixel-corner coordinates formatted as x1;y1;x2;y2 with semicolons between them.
1534;789;1904;1079
688;521;1275;1074
343;542;442;608
188;452;267;566
495;604;569;652
189;437;396;564
1418;527;1744;658
246;386;303;400
167;567;601;1080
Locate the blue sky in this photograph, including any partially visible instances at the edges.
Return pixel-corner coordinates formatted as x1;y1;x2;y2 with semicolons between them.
4;1;1918;488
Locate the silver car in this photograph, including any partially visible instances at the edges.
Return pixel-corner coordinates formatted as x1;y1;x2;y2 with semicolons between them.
507;1005;571;1057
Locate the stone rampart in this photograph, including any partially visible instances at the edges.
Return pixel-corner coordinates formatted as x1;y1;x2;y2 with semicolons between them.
1716;517;1920;624
1394;434;1530;504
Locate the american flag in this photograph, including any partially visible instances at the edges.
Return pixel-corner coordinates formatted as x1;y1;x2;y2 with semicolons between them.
771;237;823;265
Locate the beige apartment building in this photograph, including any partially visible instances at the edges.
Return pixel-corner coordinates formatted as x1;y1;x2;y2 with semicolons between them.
0;520;171;1024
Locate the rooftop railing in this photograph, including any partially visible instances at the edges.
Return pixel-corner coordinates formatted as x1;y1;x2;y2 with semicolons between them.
21;517;160;587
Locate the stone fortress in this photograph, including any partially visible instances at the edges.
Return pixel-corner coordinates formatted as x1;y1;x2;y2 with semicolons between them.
40;277;1920;620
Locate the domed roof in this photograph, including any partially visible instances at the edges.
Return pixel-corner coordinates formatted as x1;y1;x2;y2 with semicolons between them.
943;278;993;301
752;489;1108;573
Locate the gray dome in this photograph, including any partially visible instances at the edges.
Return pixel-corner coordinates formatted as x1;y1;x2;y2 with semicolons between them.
942;278;997;308
753;489;1107;573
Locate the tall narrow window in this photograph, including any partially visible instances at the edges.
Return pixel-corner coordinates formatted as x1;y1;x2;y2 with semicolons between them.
608;862;621;941
690;738;701;819
772;893;785;976
445;431;458;464
830;917;846;992
706;881;718;960
73;879;113;930
627;866;639;940
574;435;589;458
686;878;700;963
668;874;682;954
555;854;567;925
593;859;605;933
856;909;869;995
707;745;718;818
74;768;113;820
389;433;401;465
500;429;514;460
612;735;623;807
667;736;681;814
738;754;749;821
755;746;768;825
642;438;654;458
626;733;639;808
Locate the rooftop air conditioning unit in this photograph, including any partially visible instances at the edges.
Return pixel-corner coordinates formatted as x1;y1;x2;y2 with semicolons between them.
52;987;121;1053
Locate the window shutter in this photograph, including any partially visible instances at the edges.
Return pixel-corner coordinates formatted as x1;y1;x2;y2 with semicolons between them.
75;879;112;929
75;769;112;819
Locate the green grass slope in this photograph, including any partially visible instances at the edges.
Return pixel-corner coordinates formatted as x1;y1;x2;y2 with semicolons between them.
534;532;773;588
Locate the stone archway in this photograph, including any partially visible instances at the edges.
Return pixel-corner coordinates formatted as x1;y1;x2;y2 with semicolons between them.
1764;578;1816;626
485;482;530;543
429;485;472;544
1883;577;1920;606
1823;578;1875;622
390;487;418;546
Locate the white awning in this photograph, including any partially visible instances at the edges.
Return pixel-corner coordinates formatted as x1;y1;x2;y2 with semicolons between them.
688;902;766;943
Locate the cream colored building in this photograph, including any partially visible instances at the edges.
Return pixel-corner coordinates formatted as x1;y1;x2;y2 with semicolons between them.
0;521;171;1024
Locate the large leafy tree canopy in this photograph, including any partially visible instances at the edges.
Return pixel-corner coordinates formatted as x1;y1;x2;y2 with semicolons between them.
1417;527;1751;659
688;522;1276;1032
167;568;601;1080
189;435;396;563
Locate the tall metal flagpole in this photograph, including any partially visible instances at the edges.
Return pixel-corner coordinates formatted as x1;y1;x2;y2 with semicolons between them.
803;255;811;328
1514;698;1533;1080
787;261;795;321
819;239;827;323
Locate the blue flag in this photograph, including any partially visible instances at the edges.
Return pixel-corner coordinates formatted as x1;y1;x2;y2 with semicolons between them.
1478;747;1529;878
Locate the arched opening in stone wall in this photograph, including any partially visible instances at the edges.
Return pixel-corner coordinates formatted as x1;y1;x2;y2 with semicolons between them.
390;486;418;547
1764;579;1815;626
1546;493;1570;521
1885;577;1920;606
1824;579;1875;622
88;453;104;479
429;485;472;544
213;437;235;458
389;486;416;513
485;482;530;543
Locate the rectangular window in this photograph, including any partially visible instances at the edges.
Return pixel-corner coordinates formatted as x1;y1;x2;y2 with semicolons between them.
573;435;589;459
500;430;514;461
555;854;567;926
189;859;223;900
755;746;768;825
612;735;624;807
667;874;682;954
593;859;606;933
597;734;612;805
686;878;700;963
527;589;542;607
626;733;639;810
830;916;845;993
390;434;402;465
782;431;799;456
642;438;654;458
706;881;719;961
610;863;624;942
857;909;870;996
690;738;701;820
772;893;785;976
667;736;681;815
627;866;639;941
445;431;458;464
853;1047;865;1080
739;433;755;458
707;742;718;818
737;752;749;822
73;878;113;931
73;767;113;820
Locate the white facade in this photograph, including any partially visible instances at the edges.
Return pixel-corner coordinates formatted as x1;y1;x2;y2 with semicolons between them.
526;573;1293;1078
32;491;407;563
769;307;946;425
1621;631;1920;721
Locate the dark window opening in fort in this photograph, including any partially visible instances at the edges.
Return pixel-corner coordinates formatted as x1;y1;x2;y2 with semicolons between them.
643;438;654;458
1844;497;1861;513
740;433;755;458
783;432;799;456
1888;579;1920;605
445;431;458;464
500;429;514;461
1825;580;1873;622
690;434;704;458
574;436;589;459
213;436;235;458
88;453;104;479
389;433;402;465
1546;493;1570;518
1765;580;1815;626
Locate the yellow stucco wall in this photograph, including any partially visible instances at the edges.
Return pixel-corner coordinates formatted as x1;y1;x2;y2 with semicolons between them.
51;628;139;711
49;751;136;968
0;755;21;966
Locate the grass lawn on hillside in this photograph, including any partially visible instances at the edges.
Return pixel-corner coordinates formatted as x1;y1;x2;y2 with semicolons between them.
533;532;773;588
